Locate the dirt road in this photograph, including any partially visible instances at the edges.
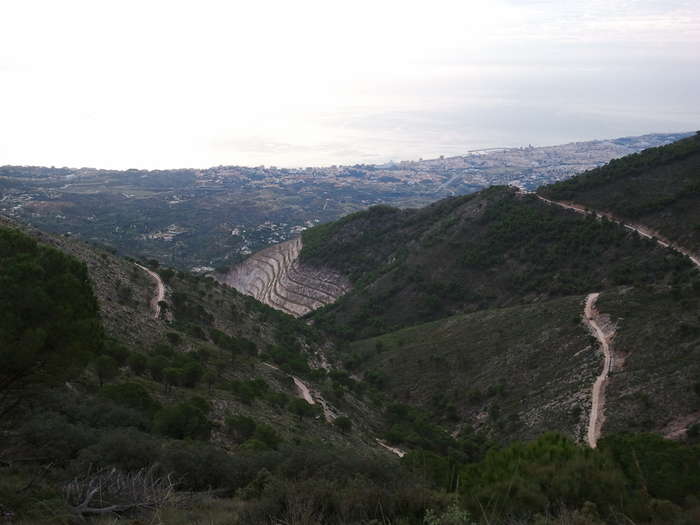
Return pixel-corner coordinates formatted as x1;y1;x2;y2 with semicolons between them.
263;362;337;422
534;193;700;269
583;293;613;448
292;376;315;405
135;264;165;319
375;439;406;458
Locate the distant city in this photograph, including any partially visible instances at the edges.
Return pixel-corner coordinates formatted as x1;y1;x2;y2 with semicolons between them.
0;132;691;270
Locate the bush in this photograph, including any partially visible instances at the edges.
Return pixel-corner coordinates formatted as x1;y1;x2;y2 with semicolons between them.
148;355;169;383
127;352;148;375
0;227;103;417
74;428;159;472
20;413;97;464
252;423;282;450
225;414;257;443
334;416;352;433
93;355;118;386
99;382;161;415
154;401;211;440
181;361;203;388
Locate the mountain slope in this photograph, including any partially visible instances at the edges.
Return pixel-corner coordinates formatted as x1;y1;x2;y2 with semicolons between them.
301;187;694;339
346;295;597;443
216;237;351;317
539;131;700;255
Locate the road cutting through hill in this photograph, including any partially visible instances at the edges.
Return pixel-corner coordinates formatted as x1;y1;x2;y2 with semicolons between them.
534;193;700;269
583;292;613;448
263;362;337;422
135;264;165;319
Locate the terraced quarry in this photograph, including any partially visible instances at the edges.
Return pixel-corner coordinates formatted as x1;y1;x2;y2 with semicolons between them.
217;237;351;316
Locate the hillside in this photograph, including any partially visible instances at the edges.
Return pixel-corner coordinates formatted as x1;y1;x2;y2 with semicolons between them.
1;217;444;523
540;131;700;255
215;237;351;317
346;295;597;443
301;186;695;339
342;282;700;446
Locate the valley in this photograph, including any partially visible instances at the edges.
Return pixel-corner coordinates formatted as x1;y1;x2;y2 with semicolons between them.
1;133;700;524
0;132;688;272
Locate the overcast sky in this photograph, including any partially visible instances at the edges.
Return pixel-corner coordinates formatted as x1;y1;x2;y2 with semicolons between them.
1;0;698;169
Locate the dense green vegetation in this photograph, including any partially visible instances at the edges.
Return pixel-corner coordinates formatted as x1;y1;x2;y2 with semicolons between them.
304;187;694;339
540;132;700;252
348;295;597;442
0;227;104;419
596;285;700;435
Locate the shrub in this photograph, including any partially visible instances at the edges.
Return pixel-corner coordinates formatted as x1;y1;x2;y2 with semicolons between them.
93;355;118;387
334;416;352;433
225;414;257;443
153;401;210;440
74;428;159;472
99;382;161;415
127;352;148;375
252;423;282;450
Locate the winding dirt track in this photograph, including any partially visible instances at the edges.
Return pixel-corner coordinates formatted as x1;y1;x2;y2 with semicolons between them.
135;264;165;319
292;376;315;405
375;439;406;458
535;194;700;269
263;362;337;422
583;293;613;448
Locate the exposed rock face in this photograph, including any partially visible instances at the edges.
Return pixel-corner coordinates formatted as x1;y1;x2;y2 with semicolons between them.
217;237;350;317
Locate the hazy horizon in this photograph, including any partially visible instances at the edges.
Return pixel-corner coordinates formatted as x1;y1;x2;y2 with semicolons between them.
2;0;698;170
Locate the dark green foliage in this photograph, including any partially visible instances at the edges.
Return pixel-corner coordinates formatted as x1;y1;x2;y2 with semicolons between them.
288;398;319;420
93;355;118;386
303;188;692;339
252;423;282;450
334;416;352;433
102;339;130;365
127;351;148;375
158;267;175;284
227;378;270;404
459;433;626;518
384;404;454;454
172;291;214;326
163;367;184;391
75;428;159;472
148;355;169;382
599;433;700;505
541;133;700;252
181;361;204;387
99;382;161;415
0;227;103;416
165;331;182;345
20;413;97;464
153;401;211;440
225;414;257;443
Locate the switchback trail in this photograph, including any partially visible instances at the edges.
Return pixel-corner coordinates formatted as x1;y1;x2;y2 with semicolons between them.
264;362;405;456
375;439;406;458
534;193;700;269
135;264;165;319
583;293;614;448
263;362;337;422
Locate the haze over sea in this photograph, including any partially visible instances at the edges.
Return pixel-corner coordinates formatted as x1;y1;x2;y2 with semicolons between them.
1;0;698;169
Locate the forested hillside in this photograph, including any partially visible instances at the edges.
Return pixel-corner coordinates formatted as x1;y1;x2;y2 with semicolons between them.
540;131;700;253
302;187;694;339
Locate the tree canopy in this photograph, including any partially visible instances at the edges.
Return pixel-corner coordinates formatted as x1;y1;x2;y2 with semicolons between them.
0;227;103;417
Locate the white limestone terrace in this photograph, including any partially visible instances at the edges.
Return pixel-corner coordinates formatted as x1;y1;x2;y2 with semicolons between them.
216;237;351;317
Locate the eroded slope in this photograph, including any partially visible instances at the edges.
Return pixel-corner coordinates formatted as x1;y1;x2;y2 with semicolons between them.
217;237;350;317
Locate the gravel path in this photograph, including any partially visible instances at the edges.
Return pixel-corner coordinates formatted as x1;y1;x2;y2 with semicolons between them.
135;264;165;319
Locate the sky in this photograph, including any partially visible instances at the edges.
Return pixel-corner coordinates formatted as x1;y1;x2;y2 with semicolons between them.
1;0;698;169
